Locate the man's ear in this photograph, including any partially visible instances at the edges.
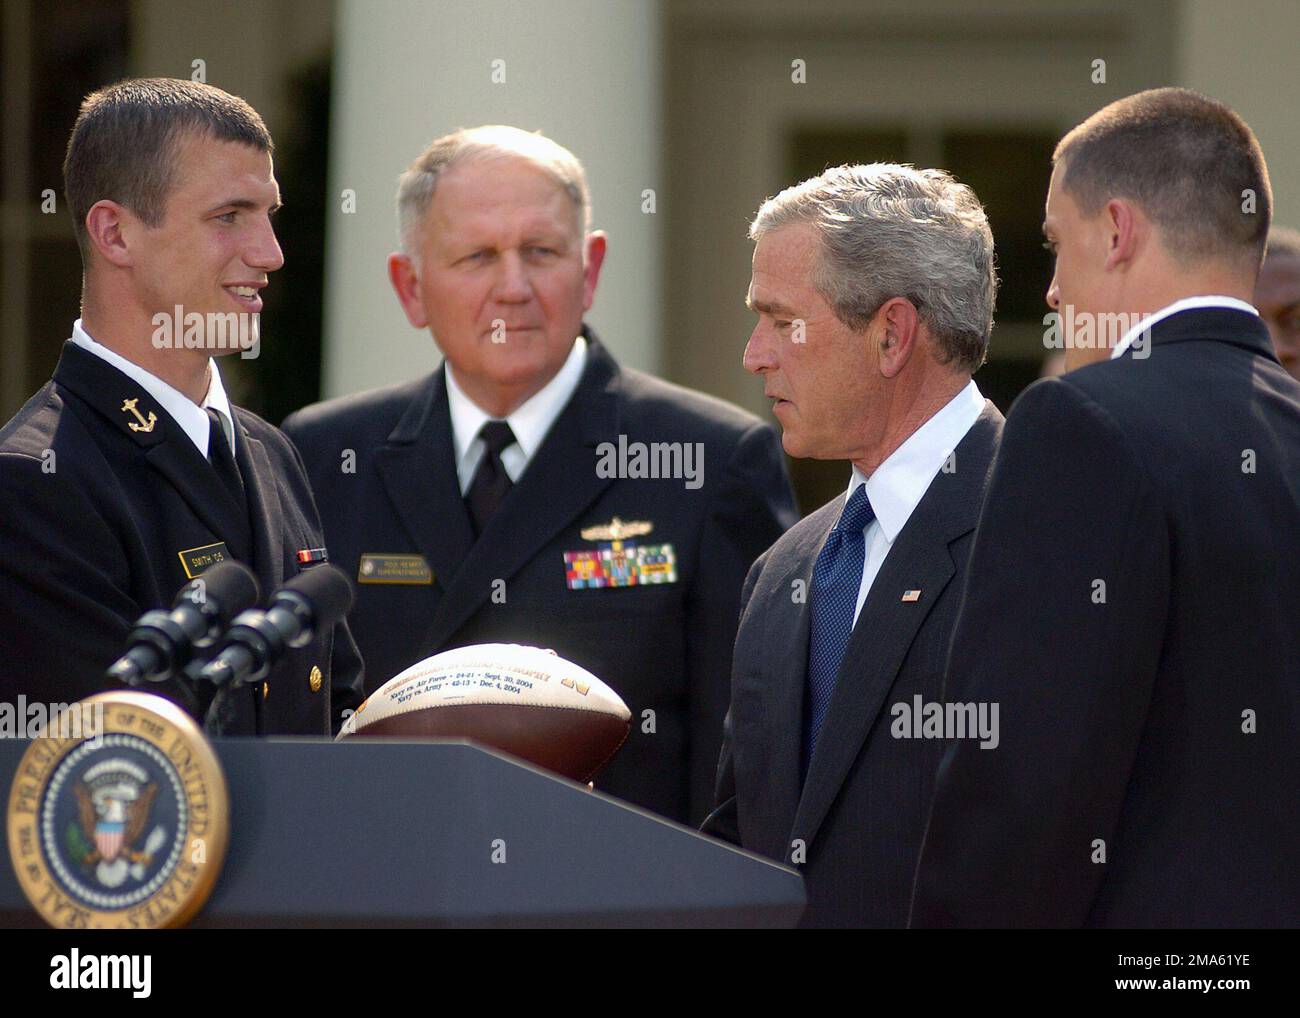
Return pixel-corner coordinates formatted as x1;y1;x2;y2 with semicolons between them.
388;252;428;329
1103;197;1140;271
85;200;133;269
582;231;607;311
876;297;921;379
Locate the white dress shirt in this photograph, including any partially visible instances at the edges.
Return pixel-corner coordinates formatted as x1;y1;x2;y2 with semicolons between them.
444;335;588;494
71;318;236;457
842;380;986;624
1110;295;1259;360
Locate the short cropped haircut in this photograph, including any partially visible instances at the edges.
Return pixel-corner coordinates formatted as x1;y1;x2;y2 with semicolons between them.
63;77;272;263
395;125;590;258
1054;87;1270;267
750;163;997;373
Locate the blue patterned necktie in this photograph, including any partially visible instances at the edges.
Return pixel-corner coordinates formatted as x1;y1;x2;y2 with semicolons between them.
804;484;875;773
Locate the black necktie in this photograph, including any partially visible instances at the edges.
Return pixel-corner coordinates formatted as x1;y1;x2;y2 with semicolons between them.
465;420;517;538
205;407;246;509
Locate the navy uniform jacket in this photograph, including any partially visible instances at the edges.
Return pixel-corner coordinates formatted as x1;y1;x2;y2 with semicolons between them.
703;403;1004;927
282;330;798;823
0;341;364;735
911;308;1300;927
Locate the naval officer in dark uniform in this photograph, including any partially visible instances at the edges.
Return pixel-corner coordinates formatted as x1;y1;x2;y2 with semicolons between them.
0;78;363;735
283;126;797;823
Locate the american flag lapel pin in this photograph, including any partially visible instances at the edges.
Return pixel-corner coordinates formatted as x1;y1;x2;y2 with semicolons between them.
901;589;922;602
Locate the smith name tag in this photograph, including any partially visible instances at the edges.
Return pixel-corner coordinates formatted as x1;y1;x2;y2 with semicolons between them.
178;542;230;579
358;553;434;585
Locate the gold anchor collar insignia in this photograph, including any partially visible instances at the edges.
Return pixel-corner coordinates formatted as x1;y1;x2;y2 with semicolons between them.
580;516;653;542
120;397;158;433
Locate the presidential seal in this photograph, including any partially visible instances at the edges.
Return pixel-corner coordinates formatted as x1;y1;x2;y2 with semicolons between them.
6;691;229;928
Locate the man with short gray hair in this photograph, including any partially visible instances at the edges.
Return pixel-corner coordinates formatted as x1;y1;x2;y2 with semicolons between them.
284;125;797;824
702;163;1004;927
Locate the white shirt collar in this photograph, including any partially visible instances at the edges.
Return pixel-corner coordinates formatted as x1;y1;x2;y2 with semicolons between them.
1110;295;1259;360
444;335;587;487
846;380;985;542
71;319;235;458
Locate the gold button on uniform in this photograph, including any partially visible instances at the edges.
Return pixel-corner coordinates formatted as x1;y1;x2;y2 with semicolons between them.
262;682;269;700
309;665;323;693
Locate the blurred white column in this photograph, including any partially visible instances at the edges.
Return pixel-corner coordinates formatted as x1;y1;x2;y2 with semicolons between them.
1178;1;1300;229
323;0;663;398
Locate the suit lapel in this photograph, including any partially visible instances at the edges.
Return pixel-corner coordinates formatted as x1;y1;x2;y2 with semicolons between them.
746;517;824;860
373;369;477;601
234;422;286;594
790;405;1003;849
53;342;252;562
425;344;620;648
143;438;252;563
791;521;956;849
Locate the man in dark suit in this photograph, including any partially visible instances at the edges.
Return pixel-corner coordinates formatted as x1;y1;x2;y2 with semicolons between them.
0;78;363;735
701;163;1003;927
912;88;1300;927
283;126;796;824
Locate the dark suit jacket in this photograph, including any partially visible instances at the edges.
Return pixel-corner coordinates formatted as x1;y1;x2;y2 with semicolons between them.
702;400;1004;927
911;308;1300;928
282;330;798;823
0;341;364;735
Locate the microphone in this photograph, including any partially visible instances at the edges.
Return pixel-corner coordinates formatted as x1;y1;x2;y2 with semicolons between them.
198;564;353;690
106;561;261;686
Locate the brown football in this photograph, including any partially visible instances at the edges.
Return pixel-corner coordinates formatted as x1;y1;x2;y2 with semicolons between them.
336;643;632;783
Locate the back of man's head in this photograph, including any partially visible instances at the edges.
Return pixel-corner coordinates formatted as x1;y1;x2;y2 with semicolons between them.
63;77;272;268
1054;87;1270;272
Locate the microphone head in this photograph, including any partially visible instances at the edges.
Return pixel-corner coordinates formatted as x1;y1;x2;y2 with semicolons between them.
275;564;354;629
175;560;260;628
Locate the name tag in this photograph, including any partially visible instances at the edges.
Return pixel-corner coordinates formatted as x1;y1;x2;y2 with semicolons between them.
358;553;434;585
178;542;231;579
